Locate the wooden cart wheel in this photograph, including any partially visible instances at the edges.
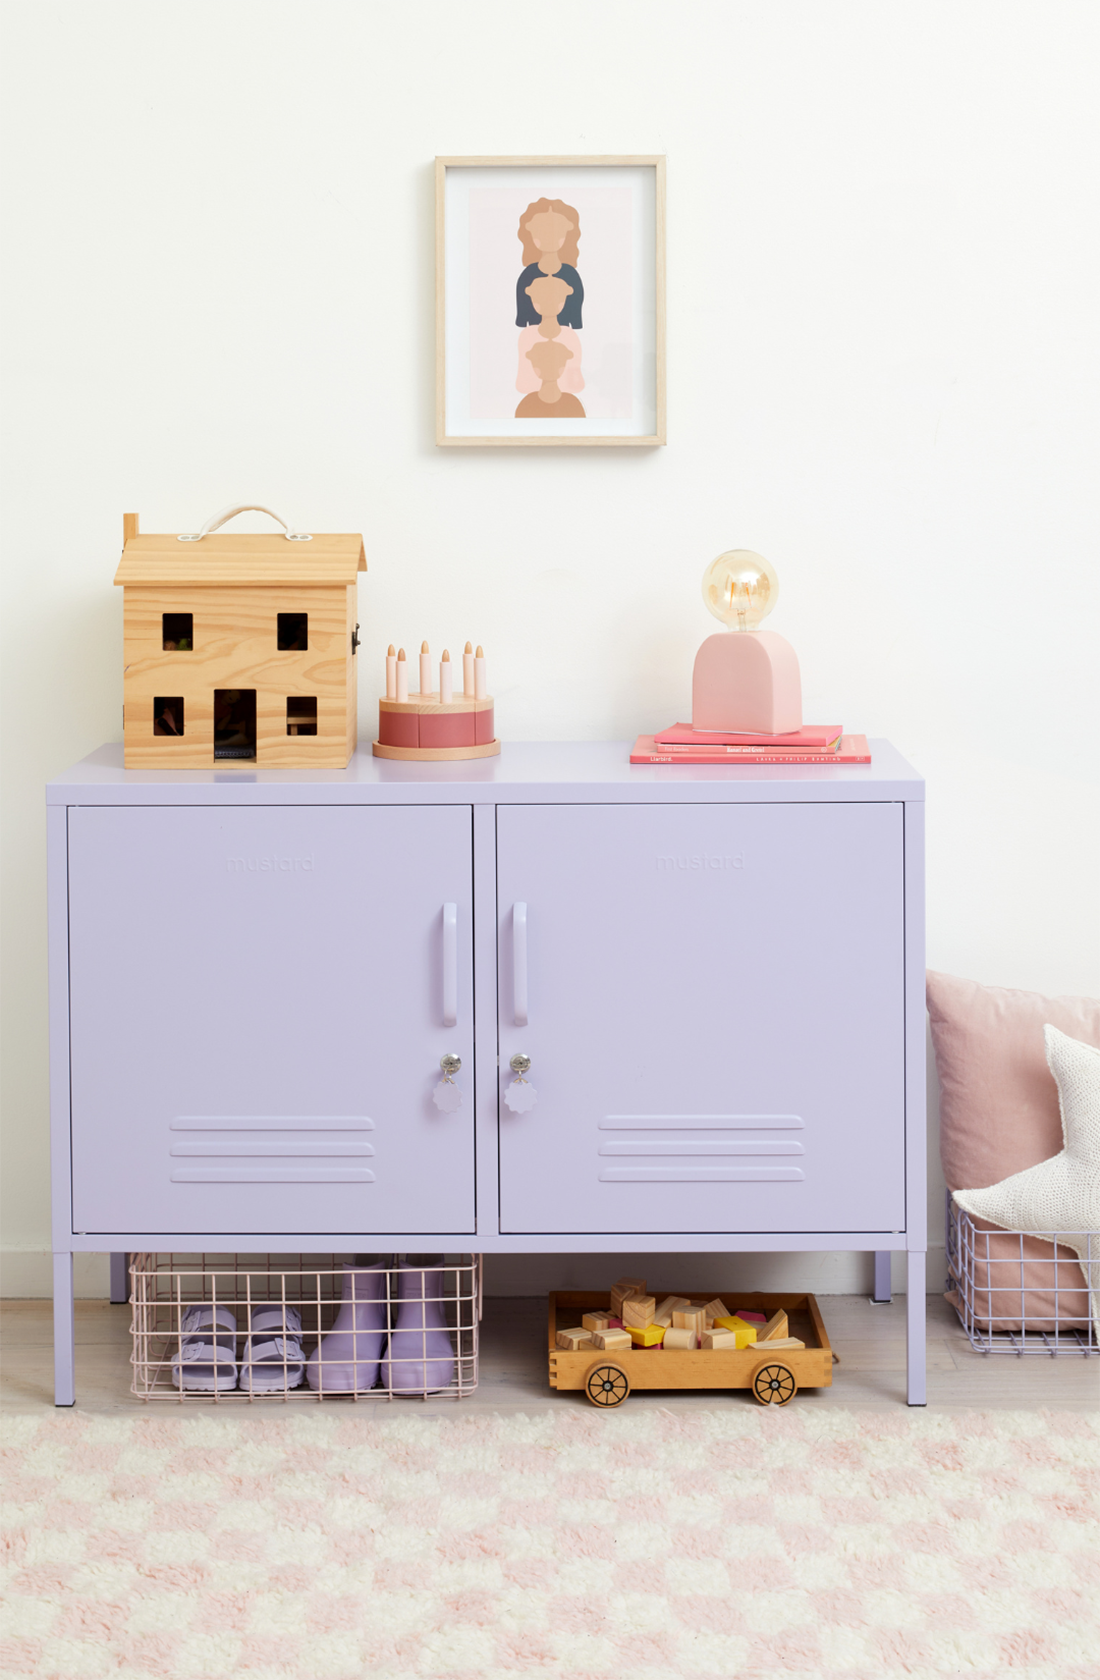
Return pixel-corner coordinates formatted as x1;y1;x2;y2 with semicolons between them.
751;1361;798;1407
584;1360;631;1408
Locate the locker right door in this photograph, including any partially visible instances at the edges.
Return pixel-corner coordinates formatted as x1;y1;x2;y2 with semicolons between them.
497;800;906;1236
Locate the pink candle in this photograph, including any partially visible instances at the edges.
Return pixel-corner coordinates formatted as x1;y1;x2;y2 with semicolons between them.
419;641;431;696
396;647;408;703
440;649;453;704
463;641;474;697
474;645;487;701
385;644;397;699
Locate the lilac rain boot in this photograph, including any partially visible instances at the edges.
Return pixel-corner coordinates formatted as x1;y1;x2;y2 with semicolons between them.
381;1256;455;1396
306;1256;390;1394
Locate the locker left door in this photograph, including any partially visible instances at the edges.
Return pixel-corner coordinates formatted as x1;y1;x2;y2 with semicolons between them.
67;803;475;1235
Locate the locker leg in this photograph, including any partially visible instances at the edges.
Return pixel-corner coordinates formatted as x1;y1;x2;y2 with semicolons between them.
906;1251;927;1406
109;1253;130;1304
53;1252;76;1407
872;1250;893;1303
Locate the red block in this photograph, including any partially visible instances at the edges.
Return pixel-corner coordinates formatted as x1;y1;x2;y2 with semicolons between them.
378;710;419;748
420;711;476;748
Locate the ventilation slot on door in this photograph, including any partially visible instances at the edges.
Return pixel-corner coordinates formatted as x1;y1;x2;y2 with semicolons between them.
597;1114;805;1183
169;1115;375;1183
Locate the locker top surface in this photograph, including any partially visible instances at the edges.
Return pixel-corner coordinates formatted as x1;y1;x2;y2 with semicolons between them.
48;740;923;805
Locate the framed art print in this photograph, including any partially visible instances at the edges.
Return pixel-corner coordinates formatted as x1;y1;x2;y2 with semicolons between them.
435;155;666;447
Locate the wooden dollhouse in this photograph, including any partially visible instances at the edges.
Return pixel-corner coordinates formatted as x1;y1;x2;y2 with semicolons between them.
115;511;366;769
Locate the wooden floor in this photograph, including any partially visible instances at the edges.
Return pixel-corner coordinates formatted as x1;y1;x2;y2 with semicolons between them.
2;1294;1096;1416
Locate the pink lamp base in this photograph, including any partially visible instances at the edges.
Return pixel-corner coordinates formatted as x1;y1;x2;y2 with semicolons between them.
692;631;803;735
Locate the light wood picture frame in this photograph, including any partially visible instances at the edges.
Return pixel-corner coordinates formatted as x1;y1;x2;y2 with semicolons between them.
436;155;666;447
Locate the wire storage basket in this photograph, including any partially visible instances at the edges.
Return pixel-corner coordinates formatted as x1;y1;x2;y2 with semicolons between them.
130;1253;481;1402
946;1197;1098;1356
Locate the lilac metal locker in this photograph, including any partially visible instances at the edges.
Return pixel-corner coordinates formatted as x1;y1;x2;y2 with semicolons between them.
67;805;475;1236
497;802;905;1235
48;740;926;1408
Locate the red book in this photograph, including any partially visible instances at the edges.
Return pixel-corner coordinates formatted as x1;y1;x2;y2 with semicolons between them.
653;722;843;749
630;734;871;766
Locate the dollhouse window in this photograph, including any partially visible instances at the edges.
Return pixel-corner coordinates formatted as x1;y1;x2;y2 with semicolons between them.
287;697;318;737
277;613;308;651
213;689;256;759
153;697;184;736
162;613;192;650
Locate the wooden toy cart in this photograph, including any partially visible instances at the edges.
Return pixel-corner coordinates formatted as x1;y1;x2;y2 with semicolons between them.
548;1290;835;1407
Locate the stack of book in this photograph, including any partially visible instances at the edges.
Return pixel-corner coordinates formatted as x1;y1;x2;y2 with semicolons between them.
630;724;870;765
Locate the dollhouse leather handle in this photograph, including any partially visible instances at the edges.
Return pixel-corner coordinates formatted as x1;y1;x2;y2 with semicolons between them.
513;903;528;1027
177;504;313;542
442;903;458;1028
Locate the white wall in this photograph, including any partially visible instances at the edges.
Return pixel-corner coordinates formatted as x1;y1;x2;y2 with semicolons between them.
2;1;1097;1299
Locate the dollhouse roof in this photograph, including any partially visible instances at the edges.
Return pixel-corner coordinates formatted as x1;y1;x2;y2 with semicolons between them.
114;533;366;588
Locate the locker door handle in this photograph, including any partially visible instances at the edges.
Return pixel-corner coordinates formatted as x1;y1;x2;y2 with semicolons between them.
442;903;457;1027
513;902;528;1026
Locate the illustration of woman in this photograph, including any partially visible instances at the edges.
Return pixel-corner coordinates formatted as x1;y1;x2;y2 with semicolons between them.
515;340;586;418
515;198;584;329
515;274;584;394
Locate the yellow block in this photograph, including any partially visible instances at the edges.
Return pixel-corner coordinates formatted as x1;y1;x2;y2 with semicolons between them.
627;1323;666;1347
714;1317;758;1348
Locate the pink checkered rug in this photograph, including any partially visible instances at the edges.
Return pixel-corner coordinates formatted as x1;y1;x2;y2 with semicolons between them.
2;1406;1098;1678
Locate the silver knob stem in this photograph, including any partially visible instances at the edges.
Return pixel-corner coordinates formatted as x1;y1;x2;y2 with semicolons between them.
509;1052;532;1075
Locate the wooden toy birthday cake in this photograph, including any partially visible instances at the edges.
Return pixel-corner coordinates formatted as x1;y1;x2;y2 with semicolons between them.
373;640;500;761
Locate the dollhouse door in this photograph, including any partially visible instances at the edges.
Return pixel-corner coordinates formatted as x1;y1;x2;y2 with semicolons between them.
67;804;475;1235
497;801;906;1235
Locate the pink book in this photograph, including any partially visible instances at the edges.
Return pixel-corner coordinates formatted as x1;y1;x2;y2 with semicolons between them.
653;739;840;757
630;734;871;766
653;723;843;749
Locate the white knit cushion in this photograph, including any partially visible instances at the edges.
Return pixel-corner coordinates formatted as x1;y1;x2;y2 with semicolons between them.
954;1025;1100;1336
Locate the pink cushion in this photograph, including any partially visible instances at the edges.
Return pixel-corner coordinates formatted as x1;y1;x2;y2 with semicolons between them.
947;1219;1093;1333
926;970;1100;1192
929;971;1100;1331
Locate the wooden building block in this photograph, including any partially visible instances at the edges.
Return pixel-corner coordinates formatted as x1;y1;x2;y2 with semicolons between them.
627;1323;665;1347
582;1311;613;1334
555;1327;594;1351
654;1294;688;1327
733;1310;768;1324
622;1294;656;1328
714;1317;757;1348
592;1329;632;1352
610;1276;647;1317
752;1337;805;1351
701;1329;740;1350
663;1326;697;1351
673;1307;705;1342
701;1297;731;1324
757;1311;789;1343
